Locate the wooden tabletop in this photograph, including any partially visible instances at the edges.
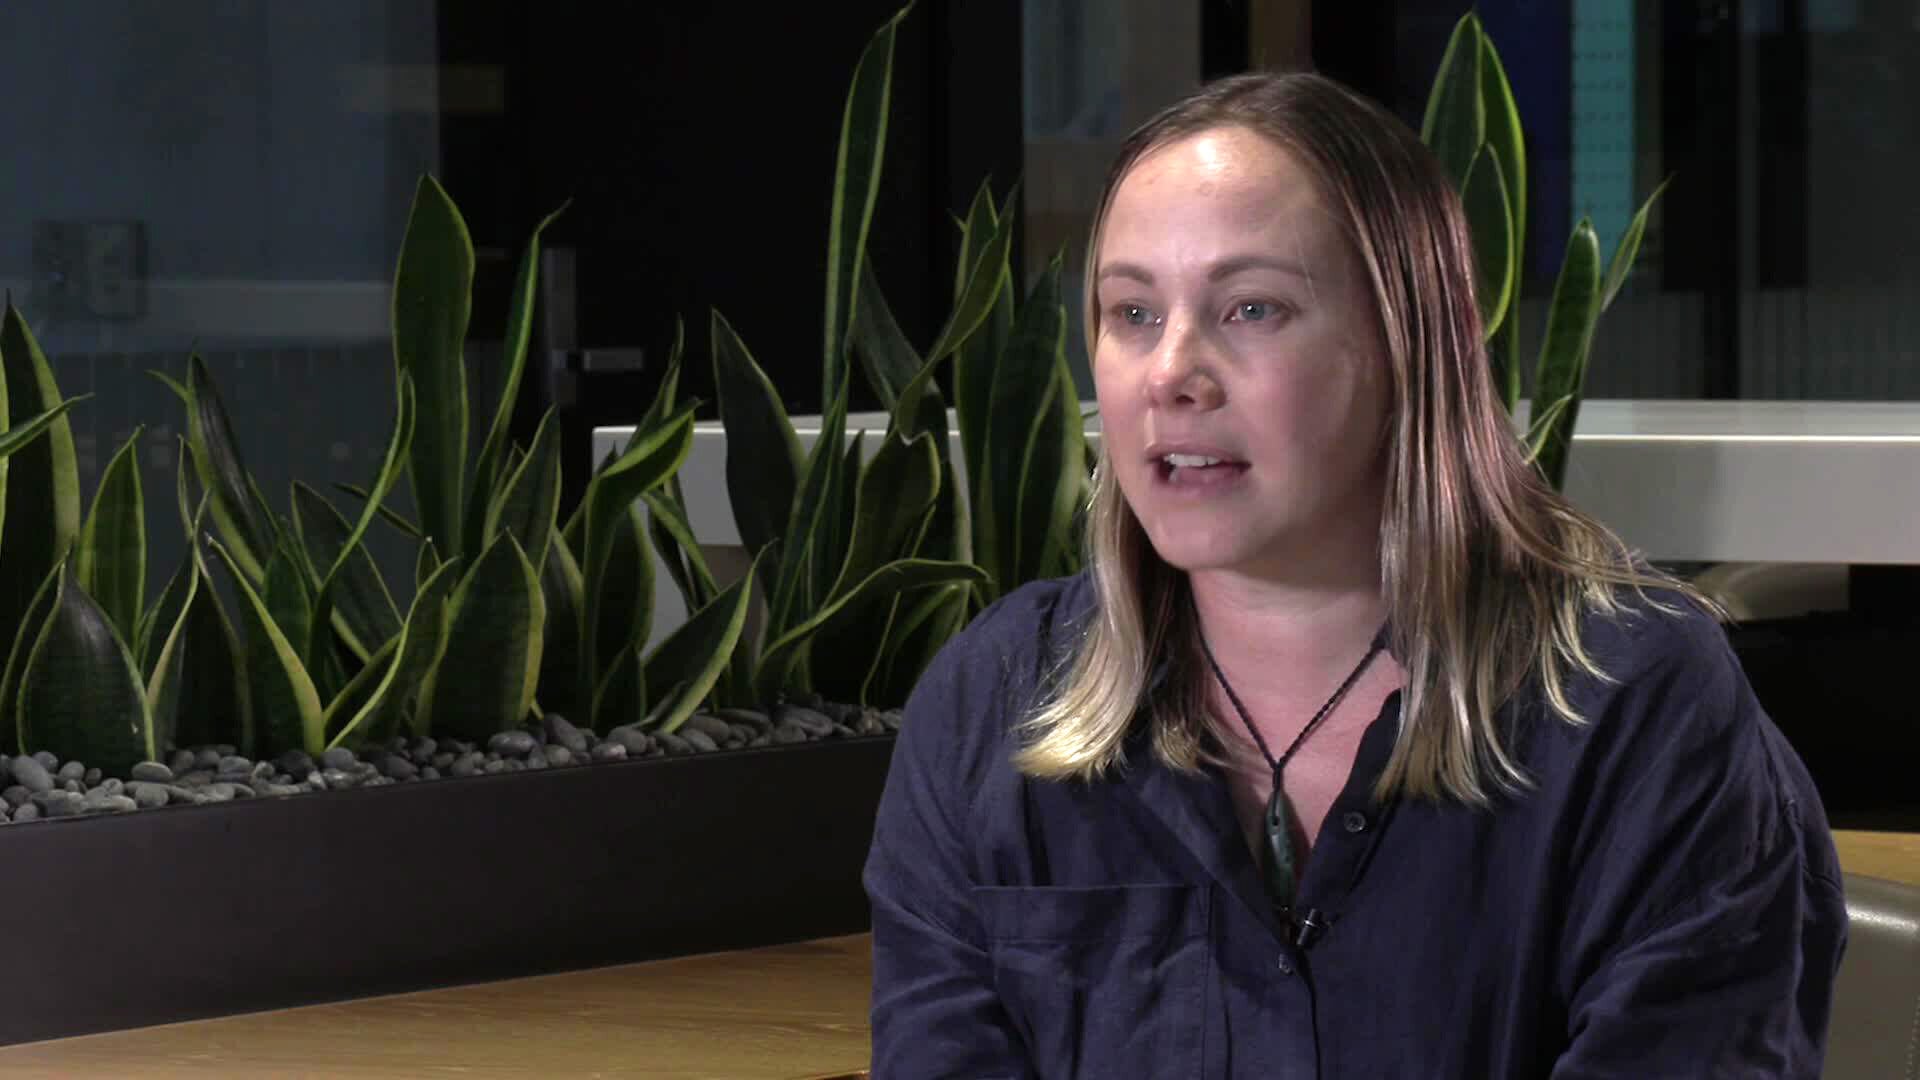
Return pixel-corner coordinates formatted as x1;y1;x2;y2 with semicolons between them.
0;830;1910;1078
0;934;875;1079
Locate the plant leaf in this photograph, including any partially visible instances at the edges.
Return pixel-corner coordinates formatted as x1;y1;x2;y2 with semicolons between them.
17;563;152;773
328;557;462;749
869;581;969;707
770;384;849;642
711;308;803;561
262;532;317;691
416;532;545;742
293;482;402;662
1460;146;1516;340
1602;176;1672;312
0;303;83;655
184;353;277;582
1018;359;1086;586
320;635;400;750
822;2;910;409
590;643;645;734
169;533;253;751
335;482;423;539
0;561;62;754
755;557;988;702
640;548;761;734
535;526;587;725
631;317;686;443
466;201;569;559
643;488;719;614
1420;12;1486;191
76;426;146;645
852;253;923;411
1479;30;1527;291
309;374;416;668
210;539;325;757
0;397;86;463
392;174;475;558
590;502;653;695
1530;219;1603;489
483;406;562;576
888;209;1016;438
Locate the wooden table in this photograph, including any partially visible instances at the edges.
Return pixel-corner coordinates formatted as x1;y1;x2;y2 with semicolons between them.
0;935;875;1079
1;831;1911;1077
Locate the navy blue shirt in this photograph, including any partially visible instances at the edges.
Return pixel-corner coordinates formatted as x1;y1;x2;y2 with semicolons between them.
864;572;1848;1078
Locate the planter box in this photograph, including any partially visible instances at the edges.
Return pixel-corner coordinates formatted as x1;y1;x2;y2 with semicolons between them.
1;734;894;1046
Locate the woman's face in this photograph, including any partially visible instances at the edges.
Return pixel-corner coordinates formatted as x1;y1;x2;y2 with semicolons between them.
1091;125;1392;581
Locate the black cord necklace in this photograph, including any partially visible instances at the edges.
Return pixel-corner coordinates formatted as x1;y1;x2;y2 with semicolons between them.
1197;619;1386;914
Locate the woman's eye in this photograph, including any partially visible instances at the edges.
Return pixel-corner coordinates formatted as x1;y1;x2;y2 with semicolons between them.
1234;301;1277;322
1116;304;1156;326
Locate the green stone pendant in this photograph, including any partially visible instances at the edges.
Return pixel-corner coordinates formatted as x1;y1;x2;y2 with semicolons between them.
1260;781;1299;911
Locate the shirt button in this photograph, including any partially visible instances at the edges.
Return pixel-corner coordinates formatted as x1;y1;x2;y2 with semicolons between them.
1342;810;1368;834
1277;954;1296;976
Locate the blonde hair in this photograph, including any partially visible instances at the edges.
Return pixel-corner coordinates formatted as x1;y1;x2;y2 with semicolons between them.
1012;71;1708;805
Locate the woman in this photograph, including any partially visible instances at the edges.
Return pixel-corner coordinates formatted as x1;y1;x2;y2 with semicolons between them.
863;71;1846;1078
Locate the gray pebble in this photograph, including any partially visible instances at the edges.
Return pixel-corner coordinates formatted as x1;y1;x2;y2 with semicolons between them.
449;752;482;778
83;767;102;787
881;709;904;731
351;761;380;780
228;783;255;799
432;752;454;770
32;751;57;771
92;779;125;797
305;773;329;791
657;732;694;755
56;760;86;783
218;754;251;772
194;748;222;770
590;742;628;763
256;783;301;797
62;779;83;793
36;791;83;817
775;705;836;737
364;776;394;787
202;783;235;802
320;768;355;789
127;782;171;809
445;739;475;755
9;757;53;794
771;722;810;745
13;803;39;822
177;770;215;787
830;722;856;738
320;747;357;771
164;785;198;804
526;749;548;770
728;724;759;743
681;713;734;742
544;714;589;754
82;793;137;814
250;761;277;784
2;785;30;808
681;730;718;753
503;759;526;772
547;746;573;767
411;736;438;763
170;749;197;775
609;725;652;757
488;730;537;758
0;805;9;824
276;749;316;781
210;744;237;757
716;707;771;730
379;754;418;780
420;766;439;781
855;710;887;735
130;761;174;783
483;759;507;774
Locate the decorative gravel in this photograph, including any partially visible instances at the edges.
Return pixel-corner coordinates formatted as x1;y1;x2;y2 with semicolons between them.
0;701;902;825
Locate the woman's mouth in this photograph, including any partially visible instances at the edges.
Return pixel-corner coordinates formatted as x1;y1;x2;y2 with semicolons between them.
1154;452;1250;489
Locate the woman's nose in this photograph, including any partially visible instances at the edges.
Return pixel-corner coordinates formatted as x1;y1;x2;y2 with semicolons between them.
1145;320;1225;410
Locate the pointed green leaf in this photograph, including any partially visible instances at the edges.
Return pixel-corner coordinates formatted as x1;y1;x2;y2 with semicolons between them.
952;180;1000;304
0;561;62;754
293;482;402;661
335;481;423;539
0;397;86;462
262;533;316;682
889;210;1016;437
1460;146;1516;339
415;538;442;590
711;308;803;560
210;540;324;757
770;385;849;641
535;527;588;725
589;502;654;692
852;253;924;411
416;532;545;742
832;428;939;599
0;303;83;653
184;353;276;582
643;488;719;614
982;253;1070;595
17;563;152;773
1530;219;1603;489
466;201;570;559
483;406;562;575
1602;177;1672;312
579;405;693;697
392;174;474;557
75;426;146;644
319;635;400;750
169;534;252;751
309;375;415;668
590;641;645;733
631;318;686;444
869;582;970;707
1018;362;1087;586
1525;394;1576;463
822;2;911;407
139;552;193;678
640;549;761;734
1420;12;1486;190
1479;32;1527;287
755;557;988;702
327;557;462;749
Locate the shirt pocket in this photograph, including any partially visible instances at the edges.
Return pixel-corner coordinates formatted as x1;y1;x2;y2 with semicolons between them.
972;883;1209;1079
